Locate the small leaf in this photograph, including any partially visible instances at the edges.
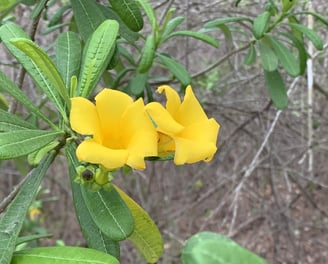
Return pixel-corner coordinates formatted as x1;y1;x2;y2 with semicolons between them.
0;109;36;131
29;0;47;19
66;143;120;259
253;11;271;39
109;0;143;32
115;185;163;263
135;0;157;29
158;53;191;87
204;17;253;28
70;0;106;41
291;11;328;28
81;185;134;241
28;141;60;166
160;16;185;43
182;232;268;264
267;35;299;77
16;234;53;246
0;130;63;159
258;38;278;72
128;72;148;96
0;71;55;128
137;34;156;73
244;43;256;65
56;31;82;89
77;19;119;97
10;38;70;117
264;69;288;109
165;30;219;48
0;152;56;264
282;0;296;13
0;93;9;110
285;22;323;50
12;247;119;264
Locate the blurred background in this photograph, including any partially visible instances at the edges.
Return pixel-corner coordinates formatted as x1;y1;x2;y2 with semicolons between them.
0;0;327;263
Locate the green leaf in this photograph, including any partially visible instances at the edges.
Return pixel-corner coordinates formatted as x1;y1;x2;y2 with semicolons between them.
77;19;119;97
81;185;134;241
128;72;148;96
182;232;267;264
65;143;120;259
12;247;119;264
253;11;271;39
70;0;106;42
160;16;185;43
0;93;9;110
56;31;82;89
258;38;278;72
29;0;47;19
115;185;163;263
10;38;70;118
16;234;53;246
137;34;156;73
291;11;328;28
135;0;157;29
204;17;253;28
28;141;60;166
165;30;219;48
285;22;323;50
158;53;191;87
0;71;56;129
109;0;143;32
0;152;56;264
0;0;15;12
267;35;299;77
244;43;256;65
264;69;288;109
0;109;36;131
0;130;63;159
282;0;296;13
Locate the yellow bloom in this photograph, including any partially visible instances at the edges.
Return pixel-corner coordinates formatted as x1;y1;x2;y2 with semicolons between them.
146;85;220;164
70;89;157;170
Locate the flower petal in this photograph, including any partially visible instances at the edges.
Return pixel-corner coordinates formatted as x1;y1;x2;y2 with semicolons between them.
70;97;102;142
95;89;133;149
175;86;208;126
121;99;158;169
145;102;184;135
76;139;128;170
157;85;181;116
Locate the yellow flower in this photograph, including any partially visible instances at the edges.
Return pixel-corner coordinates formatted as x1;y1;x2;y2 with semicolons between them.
145;85;220;164
70;89;157;170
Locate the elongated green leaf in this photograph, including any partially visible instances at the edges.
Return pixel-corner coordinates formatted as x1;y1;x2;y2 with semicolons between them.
135;0;157;29
158;54;191;87
65;143;120;259
12;247;119;264
267;35;299;77
81;185;134;241
16;234;53;246
182;232;267;264
291;11;328;27
70;0;106;41
0;0;15;12
29;0;47;19
253;11;271;39
109;0;143;32
128;72;148;96
0;93;9;110
160;16;185;43
115;185;163;263
285;22;323;50
0;71;56;129
137;34;156;73
78;19;119;97
244;43;256;65
0;109;36;131
165;30;219;48
258;39;278;72
56;32;82;89
264;69;288;109
0;152;55;264
282;0;296;12
0;130;63;159
204;17;253;28
28;141;60;166
10;38;70;117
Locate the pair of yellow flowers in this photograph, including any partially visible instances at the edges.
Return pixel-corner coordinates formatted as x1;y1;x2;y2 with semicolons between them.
70;85;220;171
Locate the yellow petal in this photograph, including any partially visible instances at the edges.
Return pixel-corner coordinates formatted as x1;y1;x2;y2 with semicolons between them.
70;97;102;142
145;102;184;135
95;89;133;149
76;139;128;170
174;86;208;126
157;85;181;115
121;99;158;169
173;137;217;164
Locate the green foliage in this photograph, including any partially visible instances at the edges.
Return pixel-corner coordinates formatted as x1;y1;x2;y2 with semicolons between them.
181;232;268;264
